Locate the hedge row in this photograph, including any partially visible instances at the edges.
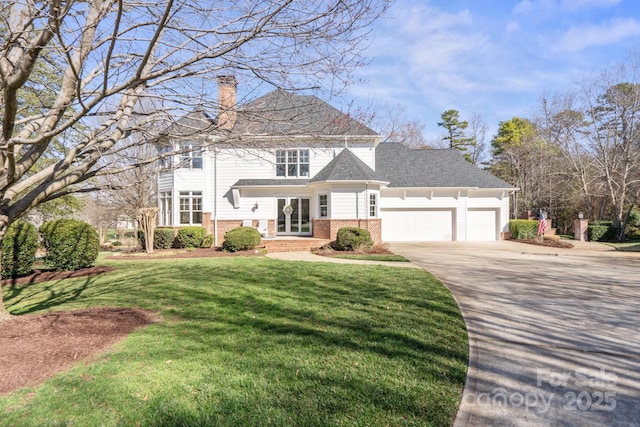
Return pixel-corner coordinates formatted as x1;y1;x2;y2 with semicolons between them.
137;226;213;249
509;220;539;239
588;222;618;242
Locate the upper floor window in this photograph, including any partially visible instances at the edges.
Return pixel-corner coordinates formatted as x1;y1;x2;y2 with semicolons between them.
179;143;203;169
276;149;309;177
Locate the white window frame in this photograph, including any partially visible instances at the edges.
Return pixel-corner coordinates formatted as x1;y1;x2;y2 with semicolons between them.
369;193;377;218
179;143;203;169
159;191;173;226
179;191;203;225
318;194;328;218
276;149;310;178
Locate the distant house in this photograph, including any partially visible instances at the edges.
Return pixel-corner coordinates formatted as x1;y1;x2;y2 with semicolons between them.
157;76;516;245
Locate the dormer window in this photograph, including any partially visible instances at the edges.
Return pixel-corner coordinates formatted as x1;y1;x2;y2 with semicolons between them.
276;149;309;177
179;143;203;169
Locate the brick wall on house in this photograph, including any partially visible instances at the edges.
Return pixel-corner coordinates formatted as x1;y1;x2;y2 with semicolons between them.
313;219;382;244
206;218;276;246
203;217;380;246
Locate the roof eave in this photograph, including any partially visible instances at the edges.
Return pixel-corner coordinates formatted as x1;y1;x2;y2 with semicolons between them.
308;180;389;186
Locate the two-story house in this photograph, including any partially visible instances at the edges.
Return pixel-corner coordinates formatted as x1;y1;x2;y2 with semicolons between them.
158;76;516;246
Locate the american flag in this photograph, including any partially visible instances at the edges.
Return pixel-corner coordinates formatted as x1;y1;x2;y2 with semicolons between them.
538;212;547;236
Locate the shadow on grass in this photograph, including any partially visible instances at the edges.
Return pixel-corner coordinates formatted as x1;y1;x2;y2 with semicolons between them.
1;257;467;426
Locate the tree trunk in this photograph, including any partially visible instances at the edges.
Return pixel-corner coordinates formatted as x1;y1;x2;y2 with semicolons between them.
138;208;158;254
0;218;12;321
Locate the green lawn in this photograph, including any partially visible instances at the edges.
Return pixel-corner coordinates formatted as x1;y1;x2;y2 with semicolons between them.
327;253;411;262
1;256;468;427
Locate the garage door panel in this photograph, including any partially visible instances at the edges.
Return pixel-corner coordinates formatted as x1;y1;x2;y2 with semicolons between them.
381;209;453;241
467;209;497;241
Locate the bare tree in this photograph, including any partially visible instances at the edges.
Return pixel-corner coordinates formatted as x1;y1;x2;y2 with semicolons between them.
538;94;603;222
579;67;640;239
467;112;487;165
371;103;428;147
0;0;390;319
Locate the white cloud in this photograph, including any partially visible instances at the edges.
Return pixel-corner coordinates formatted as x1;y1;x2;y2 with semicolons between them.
560;0;621;11
514;0;621;15
506;21;520;33
554;18;640;52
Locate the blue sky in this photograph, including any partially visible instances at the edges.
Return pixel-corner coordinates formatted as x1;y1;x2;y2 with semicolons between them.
344;0;640;144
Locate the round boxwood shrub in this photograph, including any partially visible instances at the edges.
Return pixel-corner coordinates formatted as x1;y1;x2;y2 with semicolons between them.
40;219;99;271
1;220;39;279
223;226;261;252
175;226;207;249
335;227;373;251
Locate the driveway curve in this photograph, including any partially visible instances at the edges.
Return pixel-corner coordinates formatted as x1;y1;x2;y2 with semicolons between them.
389;241;640;427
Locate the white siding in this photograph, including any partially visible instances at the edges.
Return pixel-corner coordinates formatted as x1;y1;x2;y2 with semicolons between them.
158;172;174;192
210;143;376;220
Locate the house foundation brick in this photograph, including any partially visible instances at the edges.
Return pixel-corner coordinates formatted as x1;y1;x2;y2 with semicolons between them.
209;218;276;246
313;219;381;244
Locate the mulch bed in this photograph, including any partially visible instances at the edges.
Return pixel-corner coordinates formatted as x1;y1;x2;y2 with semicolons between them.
313;243;395;257
0;248;261;395
513;238;575;249
0;307;159;395
108;247;263;260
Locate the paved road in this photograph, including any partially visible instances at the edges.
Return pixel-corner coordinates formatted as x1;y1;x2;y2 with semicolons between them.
389;241;640;427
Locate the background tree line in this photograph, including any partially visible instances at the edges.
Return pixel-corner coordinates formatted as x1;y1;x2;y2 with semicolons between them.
380;55;640;239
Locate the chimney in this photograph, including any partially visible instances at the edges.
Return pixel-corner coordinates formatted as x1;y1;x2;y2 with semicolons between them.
217;75;237;130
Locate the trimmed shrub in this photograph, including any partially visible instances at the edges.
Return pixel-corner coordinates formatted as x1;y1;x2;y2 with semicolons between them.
335;227;373;251
588;222;618;241
223;226;261;252
137;227;176;250
1;220;39;279
175;226;207;249
154;227;175;249
509;220;538;239
201;234;214;248
40;219;99;271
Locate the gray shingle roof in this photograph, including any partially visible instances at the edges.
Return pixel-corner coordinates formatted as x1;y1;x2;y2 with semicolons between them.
309;148;387;183
162;108;216;137
375;143;515;189
231;89;378;136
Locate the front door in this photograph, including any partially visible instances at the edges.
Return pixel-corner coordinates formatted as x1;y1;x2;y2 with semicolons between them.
277;198;311;235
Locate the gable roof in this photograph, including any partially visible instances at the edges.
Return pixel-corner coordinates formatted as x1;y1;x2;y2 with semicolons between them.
161;108;216;138
231;89;378;137
375;143;515;189
309;148;386;184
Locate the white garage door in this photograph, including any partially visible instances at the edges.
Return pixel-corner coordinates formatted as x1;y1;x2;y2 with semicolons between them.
381;209;454;241
466;209;498;241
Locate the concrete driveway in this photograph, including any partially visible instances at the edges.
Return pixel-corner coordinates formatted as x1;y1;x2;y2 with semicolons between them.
389;241;640;427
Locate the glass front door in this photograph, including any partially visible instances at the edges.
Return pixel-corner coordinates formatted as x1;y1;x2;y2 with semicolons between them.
277;198;311;235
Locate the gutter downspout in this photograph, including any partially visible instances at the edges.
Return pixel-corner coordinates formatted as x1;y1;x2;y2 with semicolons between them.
213;146;218;246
